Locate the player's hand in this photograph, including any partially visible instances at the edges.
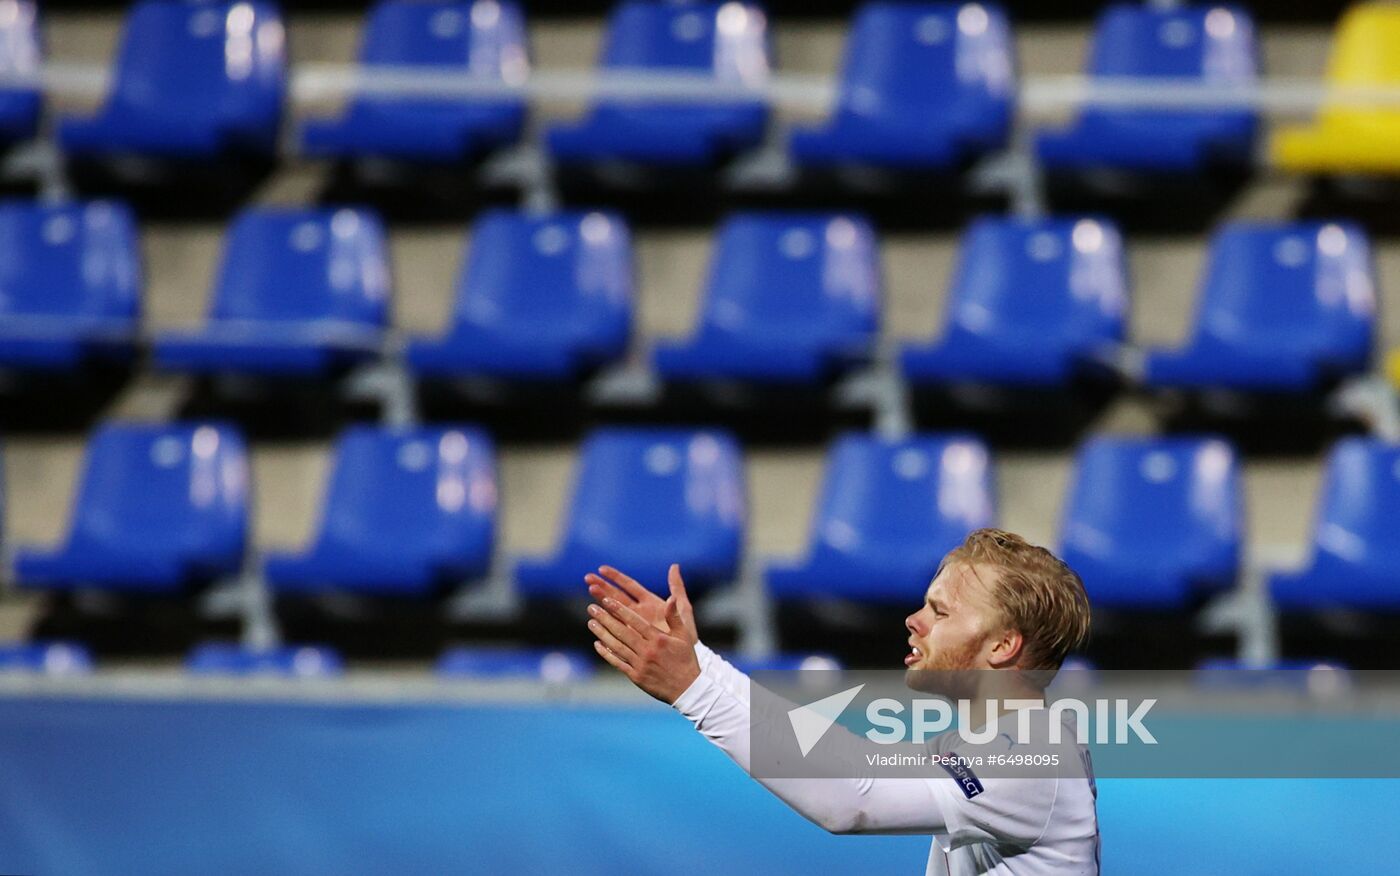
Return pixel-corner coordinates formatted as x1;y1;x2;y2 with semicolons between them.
584;564;698;646
587;564;700;704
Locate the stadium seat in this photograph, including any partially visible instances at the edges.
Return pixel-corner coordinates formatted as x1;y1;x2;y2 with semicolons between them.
436;647;594;680
0;0;41;145
790;2;1014;169
14;422;250;594
724;653;842;672
152;207;389;376
653;213;879;383
1194;658;1350;694
1142;221;1375;392
1047;655;1097;692
300;0;528;162
545;1;769;165
1058;436;1242;609
900;216;1127;388
515;428;745;597
766;433;996;603
1035;4;1258;173
0;200;142;372
1269;438;1400;610
1271;2;1400;174
58;0;285;160
406;210;633;380
186;643;343;677
0;641;94;674
263;425;497;596
1058;655;1097;674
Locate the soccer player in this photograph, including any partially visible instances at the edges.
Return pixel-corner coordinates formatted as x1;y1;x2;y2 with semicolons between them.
584;528;1099;875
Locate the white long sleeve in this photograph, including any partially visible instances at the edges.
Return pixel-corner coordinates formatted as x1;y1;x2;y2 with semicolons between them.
672;646;1099;873
674;666;956;835
692;642;750;705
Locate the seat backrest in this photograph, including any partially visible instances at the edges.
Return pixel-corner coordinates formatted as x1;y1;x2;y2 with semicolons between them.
599;1;767;82
560;428;744;553
1091;4;1255;81
0;641;93;674
0;200;141;321
187;643;342;677
209;207;390;325
810;433;995;559
1191;221;1375;362
835;2;1014;118
1083;4;1256;125
0;0;42;122
437;647;593;681
107;0;284;125
317;425;496;558
455;209;632;333
1317;2;1400;129
699;213;879;339
356;0;528;112
1060;436;1241;561
360;0;527;73
67;422;249;559
1307;438;1400;568
944;216;1127;347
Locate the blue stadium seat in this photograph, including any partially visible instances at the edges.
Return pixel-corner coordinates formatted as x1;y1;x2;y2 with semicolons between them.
1047;655;1097;692
58;0;285;160
515;428;745;597
186;643;344;677
406;210;632;380
1270;439;1400;610
1194;658;1350;693
1058;436;1242;609
1143;222;1375;392
766;433;995;603
300;0;528;161
546;1;769;165
0;200;142;372
725;653;842;673
653;213;879;383
152;207;389;376
263;426;497;596
1060;655;1096;673
0;0;42;145
0;641;94;675
14;422;249;593
900;217;1127;388
1035;4;1258;173
436;647;594;680
790;2;1014;169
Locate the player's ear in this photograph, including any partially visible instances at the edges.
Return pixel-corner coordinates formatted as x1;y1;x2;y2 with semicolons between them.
988;627;1024;668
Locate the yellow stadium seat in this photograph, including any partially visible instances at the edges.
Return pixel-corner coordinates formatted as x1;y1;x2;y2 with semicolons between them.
1387;348;1400;390
1271;2;1400;174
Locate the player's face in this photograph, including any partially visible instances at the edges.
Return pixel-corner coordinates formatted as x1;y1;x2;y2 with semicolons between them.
904;562;1003;685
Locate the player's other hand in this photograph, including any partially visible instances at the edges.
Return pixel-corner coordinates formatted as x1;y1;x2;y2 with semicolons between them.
586;563;701;704
584;564;698;646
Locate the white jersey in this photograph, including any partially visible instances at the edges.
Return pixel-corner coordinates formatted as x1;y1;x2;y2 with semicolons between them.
674;644;1099;876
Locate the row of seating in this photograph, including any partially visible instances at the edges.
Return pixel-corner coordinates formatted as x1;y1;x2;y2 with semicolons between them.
5;421;1397;610
3;0;1397;175
0;640;1350;685
0;640;839;678
0;201;1377;394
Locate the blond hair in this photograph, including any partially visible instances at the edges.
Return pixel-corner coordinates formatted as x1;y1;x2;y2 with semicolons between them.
945;528;1090;671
